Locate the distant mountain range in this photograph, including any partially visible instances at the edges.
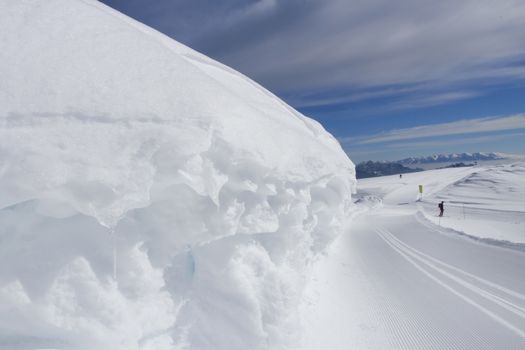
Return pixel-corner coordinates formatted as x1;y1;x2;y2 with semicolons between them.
355;152;521;179
397;152;508;165
356;161;422;179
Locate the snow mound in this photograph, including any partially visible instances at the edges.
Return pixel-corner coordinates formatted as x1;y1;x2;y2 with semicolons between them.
433;163;525;212
423;162;525;243
0;0;355;349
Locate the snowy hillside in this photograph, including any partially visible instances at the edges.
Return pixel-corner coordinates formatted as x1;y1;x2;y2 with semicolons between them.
422;162;525;244
357;163;525;243
301;162;525;349
0;1;355;349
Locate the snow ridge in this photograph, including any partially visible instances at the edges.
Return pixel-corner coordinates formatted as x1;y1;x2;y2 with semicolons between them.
397;152;509;164
0;1;355;349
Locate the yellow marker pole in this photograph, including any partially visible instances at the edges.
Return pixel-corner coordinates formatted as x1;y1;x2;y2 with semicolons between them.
418;185;423;200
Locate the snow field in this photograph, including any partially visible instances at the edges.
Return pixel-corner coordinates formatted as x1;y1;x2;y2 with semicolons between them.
357;163;525;244
301;206;525;349
422;162;525;244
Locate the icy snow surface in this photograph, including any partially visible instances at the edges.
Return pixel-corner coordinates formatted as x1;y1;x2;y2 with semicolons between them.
0;1;355;349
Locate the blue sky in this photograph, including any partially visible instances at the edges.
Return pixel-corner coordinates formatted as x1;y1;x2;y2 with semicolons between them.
101;0;525;162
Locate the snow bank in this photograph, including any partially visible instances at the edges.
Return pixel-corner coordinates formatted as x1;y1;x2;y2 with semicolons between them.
432;162;525;212
422;162;525;244
0;1;355;349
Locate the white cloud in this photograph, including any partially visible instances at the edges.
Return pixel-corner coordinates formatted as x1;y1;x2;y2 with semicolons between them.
341;113;525;145
206;0;525;96
365;132;525;150
103;0;525;109
389;91;481;110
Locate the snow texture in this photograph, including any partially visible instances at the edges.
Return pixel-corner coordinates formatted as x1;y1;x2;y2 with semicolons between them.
357;162;525;244
300;162;525;349
0;1;355;349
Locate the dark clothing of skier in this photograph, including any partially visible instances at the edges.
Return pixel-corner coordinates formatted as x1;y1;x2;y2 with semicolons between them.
438;201;444;217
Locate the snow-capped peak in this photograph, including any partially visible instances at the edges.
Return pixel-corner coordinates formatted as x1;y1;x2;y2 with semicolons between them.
397;152;510;164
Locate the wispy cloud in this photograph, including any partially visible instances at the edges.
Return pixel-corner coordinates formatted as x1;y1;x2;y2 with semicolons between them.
201;0;525;95
344;131;525;162
102;0;525;104
290;85;423;108
364;132;525;150
341;113;525;145
388;91;481;110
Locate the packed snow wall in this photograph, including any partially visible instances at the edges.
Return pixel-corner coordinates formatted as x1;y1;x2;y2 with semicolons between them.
0;1;356;349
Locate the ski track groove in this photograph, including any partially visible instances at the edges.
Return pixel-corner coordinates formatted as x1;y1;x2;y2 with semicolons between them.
372;229;448;350
375;229;473;350
352;241;400;349
399;282;448;350
376;227;519;349
375;229;503;349
380;227;525;319
362;230;457;350
414;214;525;305
365;242;413;350
376;228;525;341
354;229;420;350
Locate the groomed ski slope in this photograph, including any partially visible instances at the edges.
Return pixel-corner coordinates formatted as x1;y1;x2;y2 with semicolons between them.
358;163;525;244
300;163;525;349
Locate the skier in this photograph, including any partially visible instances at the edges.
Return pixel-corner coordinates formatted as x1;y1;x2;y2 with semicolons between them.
399;174;402;179
438;201;444;217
